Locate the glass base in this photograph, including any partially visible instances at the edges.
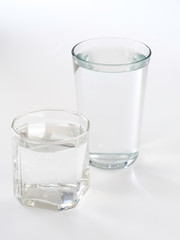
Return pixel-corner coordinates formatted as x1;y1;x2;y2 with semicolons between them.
90;152;138;169
16;181;89;211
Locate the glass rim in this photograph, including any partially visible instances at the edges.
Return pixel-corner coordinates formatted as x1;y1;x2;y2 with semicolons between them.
71;37;152;67
11;109;90;144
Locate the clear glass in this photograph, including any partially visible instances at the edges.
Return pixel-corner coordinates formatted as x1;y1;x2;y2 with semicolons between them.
12;109;90;211
72;38;151;169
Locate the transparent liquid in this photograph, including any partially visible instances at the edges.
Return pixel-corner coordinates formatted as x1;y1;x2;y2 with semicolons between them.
12;122;89;211
74;53;148;169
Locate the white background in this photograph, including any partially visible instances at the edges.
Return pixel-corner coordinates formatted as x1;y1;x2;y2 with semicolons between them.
0;0;180;239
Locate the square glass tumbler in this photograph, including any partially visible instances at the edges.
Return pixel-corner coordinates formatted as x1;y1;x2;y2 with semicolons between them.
72;38;151;169
12;109;90;211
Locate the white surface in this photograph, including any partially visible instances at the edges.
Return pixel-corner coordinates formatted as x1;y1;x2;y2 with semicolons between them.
0;0;180;239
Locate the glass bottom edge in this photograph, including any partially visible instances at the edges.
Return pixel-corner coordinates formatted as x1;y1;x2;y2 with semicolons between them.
89;152;138;170
17;197;79;211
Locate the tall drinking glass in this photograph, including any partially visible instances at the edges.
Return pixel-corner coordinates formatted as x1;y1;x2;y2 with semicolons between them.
72;38;151;169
